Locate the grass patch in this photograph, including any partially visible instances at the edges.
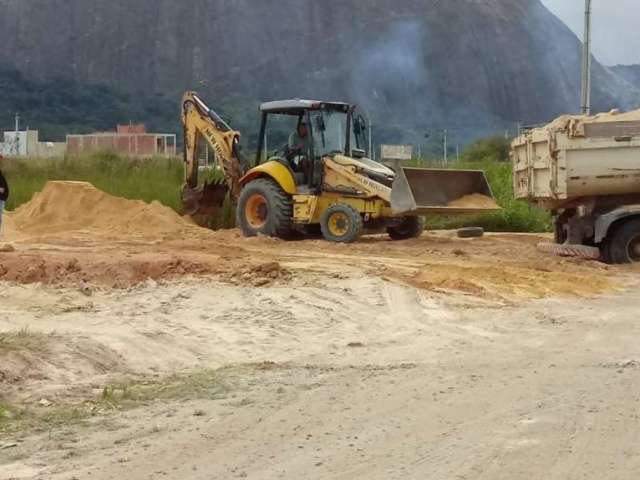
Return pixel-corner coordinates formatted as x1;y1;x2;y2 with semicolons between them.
3;152;237;229
0;369;229;435
0;328;51;355
99;369;229;407
3;153;184;213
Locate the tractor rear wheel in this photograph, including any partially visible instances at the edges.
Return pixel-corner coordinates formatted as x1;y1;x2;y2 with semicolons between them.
387;216;425;240
236;178;293;239
320;204;363;243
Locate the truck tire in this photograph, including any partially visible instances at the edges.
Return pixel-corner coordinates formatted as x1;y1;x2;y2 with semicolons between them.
605;218;640;264
387;216;425;240
457;227;485;239
320;204;363;243
236;178;293;239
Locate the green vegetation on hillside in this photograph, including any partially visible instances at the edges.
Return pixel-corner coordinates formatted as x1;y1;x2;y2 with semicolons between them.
459;135;511;163
0;64;178;141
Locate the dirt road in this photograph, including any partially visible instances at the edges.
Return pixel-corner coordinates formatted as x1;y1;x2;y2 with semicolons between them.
2;182;640;479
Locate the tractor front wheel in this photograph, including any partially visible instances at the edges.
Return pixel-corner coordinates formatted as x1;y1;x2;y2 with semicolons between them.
236;178;293;239
320;204;363;243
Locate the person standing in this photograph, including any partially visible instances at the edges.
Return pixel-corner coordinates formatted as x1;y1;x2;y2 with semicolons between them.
0;154;9;234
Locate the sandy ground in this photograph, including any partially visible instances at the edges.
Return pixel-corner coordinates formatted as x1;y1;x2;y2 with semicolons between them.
2;182;640;479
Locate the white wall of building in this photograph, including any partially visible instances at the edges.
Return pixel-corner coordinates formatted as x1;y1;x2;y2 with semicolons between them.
1;130;66;158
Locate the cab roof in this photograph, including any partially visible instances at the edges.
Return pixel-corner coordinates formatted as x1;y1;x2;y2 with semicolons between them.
259;99;352;115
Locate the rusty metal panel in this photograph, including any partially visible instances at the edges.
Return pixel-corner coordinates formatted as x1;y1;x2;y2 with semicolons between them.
584;121;640;138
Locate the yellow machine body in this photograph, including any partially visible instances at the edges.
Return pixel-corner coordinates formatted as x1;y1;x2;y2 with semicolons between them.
182;91;499;241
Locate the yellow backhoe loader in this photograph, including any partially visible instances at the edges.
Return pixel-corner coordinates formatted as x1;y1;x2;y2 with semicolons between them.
182;91;499;243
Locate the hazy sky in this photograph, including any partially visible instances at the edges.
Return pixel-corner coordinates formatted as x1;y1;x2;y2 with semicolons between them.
541;0;639;65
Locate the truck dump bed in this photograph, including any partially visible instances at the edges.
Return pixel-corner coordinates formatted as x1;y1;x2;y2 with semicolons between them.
512;109;640;210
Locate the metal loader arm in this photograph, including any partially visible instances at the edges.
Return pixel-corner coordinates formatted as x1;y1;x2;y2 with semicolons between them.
182;91;247;203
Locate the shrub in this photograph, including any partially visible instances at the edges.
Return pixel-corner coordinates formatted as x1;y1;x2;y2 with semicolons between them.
460;135;511;163
423;160;551;233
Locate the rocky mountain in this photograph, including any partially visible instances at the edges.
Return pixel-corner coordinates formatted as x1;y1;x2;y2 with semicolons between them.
611;65;640;91
0;0;638;146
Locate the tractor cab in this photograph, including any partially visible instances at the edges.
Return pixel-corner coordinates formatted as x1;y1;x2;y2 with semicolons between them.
255;100;377;191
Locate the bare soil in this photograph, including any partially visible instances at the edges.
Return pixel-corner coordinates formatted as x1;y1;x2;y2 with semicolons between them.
1;182;640;480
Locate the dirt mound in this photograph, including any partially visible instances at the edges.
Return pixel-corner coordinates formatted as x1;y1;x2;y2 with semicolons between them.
224;261;291;287
0;252;226;288
397;261;615;299
11;181;196;238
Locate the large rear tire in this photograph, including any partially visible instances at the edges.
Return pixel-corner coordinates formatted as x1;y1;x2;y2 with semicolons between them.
236;178;293;239
605;218;640;264
387;216;425;240
320;204;363;243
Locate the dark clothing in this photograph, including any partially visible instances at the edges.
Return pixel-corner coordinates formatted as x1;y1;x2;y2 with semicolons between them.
0;170;8;201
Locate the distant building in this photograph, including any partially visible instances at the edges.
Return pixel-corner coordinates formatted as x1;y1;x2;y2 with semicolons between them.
0;130;66;158
67;124;177;157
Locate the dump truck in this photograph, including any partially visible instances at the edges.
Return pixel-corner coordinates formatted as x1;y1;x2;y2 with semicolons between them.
182;92;499;243
512;109;640;263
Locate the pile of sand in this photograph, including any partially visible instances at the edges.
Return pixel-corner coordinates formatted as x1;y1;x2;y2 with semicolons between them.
447;193;499;209
403;261;615;299
10;181;195;238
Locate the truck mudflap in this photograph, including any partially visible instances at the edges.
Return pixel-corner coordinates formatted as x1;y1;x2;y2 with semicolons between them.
537;242;601;260
390;167;500;215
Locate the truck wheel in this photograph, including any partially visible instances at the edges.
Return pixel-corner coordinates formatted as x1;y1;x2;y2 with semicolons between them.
236;178;293;239
320;204;363;243
606;218;640;264
387;216;425;240
457;227;485;239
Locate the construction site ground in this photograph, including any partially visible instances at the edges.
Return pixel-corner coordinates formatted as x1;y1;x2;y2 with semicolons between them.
2;182;640;480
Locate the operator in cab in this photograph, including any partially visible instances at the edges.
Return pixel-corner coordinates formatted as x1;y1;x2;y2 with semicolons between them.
288;120;312;171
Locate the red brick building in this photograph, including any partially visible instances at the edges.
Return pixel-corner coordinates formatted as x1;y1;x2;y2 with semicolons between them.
67;124;177;157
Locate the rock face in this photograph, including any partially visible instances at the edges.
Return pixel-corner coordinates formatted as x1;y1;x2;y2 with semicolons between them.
0;0;638;139
611;65;640;91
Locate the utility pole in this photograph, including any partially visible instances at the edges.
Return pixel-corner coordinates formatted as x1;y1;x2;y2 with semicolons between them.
580;0;592;115
14;113;20;156
443;129;448;164
368;120;373;161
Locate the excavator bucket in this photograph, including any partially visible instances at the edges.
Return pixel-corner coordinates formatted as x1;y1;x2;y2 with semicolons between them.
181;179;229;218
391;167;500;215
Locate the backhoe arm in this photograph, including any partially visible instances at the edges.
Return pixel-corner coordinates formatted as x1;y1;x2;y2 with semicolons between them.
182;91;247;216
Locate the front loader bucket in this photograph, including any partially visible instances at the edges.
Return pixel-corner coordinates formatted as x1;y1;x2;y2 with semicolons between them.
391;167;500;215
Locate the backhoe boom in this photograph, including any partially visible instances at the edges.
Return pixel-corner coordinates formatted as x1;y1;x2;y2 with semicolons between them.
181;91;247;217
